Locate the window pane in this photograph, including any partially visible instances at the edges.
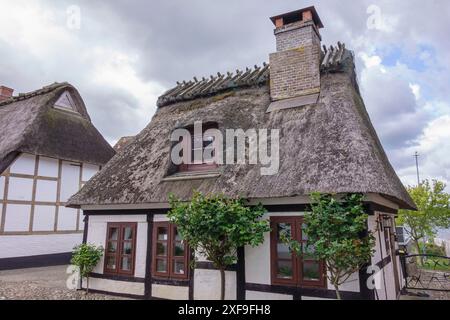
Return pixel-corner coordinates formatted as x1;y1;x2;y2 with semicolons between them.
123;227;133;240
277;260;293;279
303;262;321;281
158;227;168;241
109;228;119;240
174;228;182;241
157;242;168;256
277;223;292;241
302;223;308;241
156;259;168;273
277;243;291;260
173;260;186;275
121;257;132;271
302;244;317;260
106;256;116;270
123;242;132;255
108;242;117;253
174;242;185;257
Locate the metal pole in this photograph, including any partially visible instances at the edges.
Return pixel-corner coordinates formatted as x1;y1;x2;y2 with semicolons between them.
414;152;420;186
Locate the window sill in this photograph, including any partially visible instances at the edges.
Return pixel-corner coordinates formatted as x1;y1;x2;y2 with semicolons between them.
162;170;221;182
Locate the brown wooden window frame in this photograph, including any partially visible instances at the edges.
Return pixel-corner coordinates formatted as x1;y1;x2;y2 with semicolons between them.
152;222;190;280
270;216;327;288
104;222;137;276
178;123;219;173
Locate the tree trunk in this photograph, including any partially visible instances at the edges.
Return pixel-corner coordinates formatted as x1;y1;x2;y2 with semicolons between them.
414;239;424;266
86;277;89;295
219;268;226;301
334;283;341;300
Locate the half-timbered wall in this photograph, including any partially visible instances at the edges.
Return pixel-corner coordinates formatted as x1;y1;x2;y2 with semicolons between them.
0;153;100;259
368;213;401;300
84;214;148;297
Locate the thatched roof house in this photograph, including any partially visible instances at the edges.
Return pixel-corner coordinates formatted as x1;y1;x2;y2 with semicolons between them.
67;7;414;301
0;82;115;269
0;82;115;173
67;48;414;210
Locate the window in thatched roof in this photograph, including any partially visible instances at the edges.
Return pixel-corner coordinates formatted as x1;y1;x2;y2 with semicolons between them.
54;91;78;113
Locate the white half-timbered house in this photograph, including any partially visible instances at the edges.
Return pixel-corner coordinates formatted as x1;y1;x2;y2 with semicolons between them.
0;83;115;269
68;7;416;300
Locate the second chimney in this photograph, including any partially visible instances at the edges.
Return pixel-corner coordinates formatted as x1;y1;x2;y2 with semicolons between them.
0;86;14;102
269;7;324;102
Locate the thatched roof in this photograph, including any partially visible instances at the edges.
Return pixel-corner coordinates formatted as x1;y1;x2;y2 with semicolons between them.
113;136;135;152
68;45;416;210
0;82;115;173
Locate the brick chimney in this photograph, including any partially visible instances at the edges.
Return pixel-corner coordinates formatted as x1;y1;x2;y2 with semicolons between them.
0;86;14;102
269;7;324;104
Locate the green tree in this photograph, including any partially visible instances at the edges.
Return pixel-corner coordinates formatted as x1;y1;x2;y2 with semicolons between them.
397;179;450;258
282;193;375;300
168;191;270;300
71;243;104;294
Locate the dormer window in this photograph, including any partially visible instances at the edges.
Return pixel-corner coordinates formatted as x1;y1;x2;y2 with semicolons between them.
54;91;78;113
175;123;219;173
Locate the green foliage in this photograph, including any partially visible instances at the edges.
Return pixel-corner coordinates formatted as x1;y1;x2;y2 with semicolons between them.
282;193;375;299
397;180;450;254
168;191;270;300
71;243;103;293
420;242;446;257
168;191;270;268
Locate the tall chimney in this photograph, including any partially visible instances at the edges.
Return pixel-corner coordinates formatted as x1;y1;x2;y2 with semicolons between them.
0;86;14;102
269;7;324;104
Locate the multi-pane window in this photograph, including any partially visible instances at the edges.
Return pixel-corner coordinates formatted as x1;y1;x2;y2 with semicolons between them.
271;217;326;288
152;223;189;280
104;223;137;276
178;124;218;173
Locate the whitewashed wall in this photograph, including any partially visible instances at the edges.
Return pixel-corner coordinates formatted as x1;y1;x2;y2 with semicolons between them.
84;214;147;295
368;213;400;300
0;153;100;259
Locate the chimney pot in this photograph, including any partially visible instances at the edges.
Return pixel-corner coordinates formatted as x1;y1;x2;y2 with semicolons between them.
0;86;14;102
269;6;323;102
302;10;313;22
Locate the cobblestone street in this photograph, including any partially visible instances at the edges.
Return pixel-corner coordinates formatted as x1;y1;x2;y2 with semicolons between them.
0;266;128;300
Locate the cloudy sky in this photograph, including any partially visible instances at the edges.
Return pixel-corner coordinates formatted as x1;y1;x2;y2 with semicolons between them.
1;0;449;190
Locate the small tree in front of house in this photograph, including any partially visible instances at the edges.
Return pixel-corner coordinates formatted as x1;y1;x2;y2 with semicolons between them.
71;243;104;294
168;191;270;300
397;179;450;259
282;193;375;300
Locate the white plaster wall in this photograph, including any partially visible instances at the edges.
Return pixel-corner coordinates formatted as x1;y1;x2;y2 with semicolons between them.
57;207;78;231
0;176;5;199
33;205;56;231
246;291;293;300
60;161;80;202
9;154;35;175
327;271;360;292
4;204;31;232
152;284;189;300
245;232;271;285
86;278;145;296
87;214;148;277
7;177;33;201
194;269;236;300
82;164;99;181
38;157;58;177
0;233;82;258
35;180;58;202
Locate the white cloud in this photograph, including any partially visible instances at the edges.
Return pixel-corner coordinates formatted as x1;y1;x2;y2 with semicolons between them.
409;83;421;101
